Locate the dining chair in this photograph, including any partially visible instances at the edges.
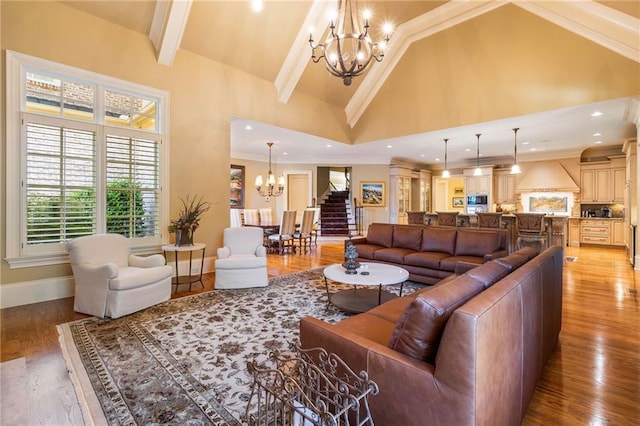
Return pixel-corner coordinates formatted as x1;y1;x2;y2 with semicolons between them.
268;210;297;254
295;209;316;252
243;209;260;226
230;209;242;228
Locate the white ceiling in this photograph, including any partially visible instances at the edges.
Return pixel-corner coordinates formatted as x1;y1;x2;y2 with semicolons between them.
58;0;640;168
231;96;637;167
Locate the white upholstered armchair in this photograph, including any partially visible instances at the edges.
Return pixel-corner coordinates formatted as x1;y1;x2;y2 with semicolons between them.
215;227;268;289
65;234;172;318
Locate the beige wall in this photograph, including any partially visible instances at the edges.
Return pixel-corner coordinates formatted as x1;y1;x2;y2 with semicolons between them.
0;1;347;286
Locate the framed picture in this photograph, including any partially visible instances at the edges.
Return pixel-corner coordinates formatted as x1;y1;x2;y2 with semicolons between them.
230;164;245;209
452;197;464;207
361;181;385;207
454;187;464;194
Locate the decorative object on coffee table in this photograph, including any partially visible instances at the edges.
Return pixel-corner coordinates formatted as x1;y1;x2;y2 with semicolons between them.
342;236;360;274
168;194;210;246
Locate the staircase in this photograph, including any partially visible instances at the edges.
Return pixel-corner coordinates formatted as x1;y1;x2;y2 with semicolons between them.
319;191;351;236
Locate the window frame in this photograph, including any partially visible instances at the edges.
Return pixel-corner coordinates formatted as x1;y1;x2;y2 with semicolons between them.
5;50;170;268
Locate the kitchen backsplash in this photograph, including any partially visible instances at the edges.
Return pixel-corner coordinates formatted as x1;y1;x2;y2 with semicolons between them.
580;203;624;218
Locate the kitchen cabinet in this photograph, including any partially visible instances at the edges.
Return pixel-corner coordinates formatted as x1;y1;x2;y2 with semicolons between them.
580;159;625;203
495;171;516;204
568;218;580;247
611;219;625;246
580;219;611;245
466;175;492;194
612;168;625;203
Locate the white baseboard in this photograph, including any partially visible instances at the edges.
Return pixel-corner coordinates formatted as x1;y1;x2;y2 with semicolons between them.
0;257;215;309
0;276;75;309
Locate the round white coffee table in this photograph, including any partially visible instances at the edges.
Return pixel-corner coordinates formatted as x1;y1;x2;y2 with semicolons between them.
323;263;409;313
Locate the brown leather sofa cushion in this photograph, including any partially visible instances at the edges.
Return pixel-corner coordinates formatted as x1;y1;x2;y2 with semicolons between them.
455;229;500;257
403;251;451;269
374;247;414;264
466;261;510;288
494;246;539;271
388;275;485;363
354;244;382;259
366;223;394;248
421;227;457;254
393;225;423;251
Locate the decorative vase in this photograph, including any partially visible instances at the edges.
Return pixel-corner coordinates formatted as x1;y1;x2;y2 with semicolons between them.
342;237;360;274
175;228;194;247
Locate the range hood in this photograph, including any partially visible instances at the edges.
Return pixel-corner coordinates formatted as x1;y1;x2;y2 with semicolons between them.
516;161;579;192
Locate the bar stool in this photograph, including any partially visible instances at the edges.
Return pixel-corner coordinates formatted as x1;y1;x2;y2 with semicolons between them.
477;212;503;229
514;213;547;251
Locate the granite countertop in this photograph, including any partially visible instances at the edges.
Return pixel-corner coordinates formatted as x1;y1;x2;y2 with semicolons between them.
570;216;624;220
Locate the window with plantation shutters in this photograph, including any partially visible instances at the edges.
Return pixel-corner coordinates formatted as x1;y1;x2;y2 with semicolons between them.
6;51;169;268
26;120;97;245
106;133;160;238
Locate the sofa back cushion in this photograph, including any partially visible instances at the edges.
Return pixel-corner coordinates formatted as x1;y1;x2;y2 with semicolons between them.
421;227;457;255
466;261;510;289
455;229;500;257
388;275;485;363
494;246;539;271
392;225;423;251
366;223;394;248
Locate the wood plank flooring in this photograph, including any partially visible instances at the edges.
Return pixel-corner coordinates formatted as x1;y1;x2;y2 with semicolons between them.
1;241;638;425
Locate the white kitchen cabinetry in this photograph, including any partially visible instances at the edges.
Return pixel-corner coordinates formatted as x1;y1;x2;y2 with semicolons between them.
494;170;516;204
580;219;611;245
612;168;625;203
611;219;625;246
580;158;625;203
466;175;492;194
568;218;580;247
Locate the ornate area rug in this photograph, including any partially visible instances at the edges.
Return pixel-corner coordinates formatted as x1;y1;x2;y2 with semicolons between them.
58;268;423;425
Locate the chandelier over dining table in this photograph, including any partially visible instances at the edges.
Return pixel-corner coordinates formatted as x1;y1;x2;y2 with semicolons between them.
309;0;393;86
255;142;285;201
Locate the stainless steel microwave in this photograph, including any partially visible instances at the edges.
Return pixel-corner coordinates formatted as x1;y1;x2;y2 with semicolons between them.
467;195;488;205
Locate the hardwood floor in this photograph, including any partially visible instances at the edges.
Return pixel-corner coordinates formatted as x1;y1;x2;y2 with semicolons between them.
1;241;638;425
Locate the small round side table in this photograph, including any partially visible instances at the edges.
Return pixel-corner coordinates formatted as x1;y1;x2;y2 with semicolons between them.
161;243;206;292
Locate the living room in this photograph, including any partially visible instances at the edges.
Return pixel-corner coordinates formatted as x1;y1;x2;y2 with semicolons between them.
1;0;639;425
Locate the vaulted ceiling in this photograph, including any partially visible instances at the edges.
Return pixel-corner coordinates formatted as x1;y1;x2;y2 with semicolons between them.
60;0;640;166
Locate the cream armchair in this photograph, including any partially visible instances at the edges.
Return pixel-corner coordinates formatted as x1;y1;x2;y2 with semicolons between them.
215;227;268;289
65;234;172;319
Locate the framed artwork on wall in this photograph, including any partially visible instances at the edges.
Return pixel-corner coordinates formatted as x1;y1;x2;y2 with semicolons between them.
452;197;464;207
361;181;385;207
230;164;245;209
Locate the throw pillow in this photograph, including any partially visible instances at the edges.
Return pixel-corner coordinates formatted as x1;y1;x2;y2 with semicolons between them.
388;275;485;363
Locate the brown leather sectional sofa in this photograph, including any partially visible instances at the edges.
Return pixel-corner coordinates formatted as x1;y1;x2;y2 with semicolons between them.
351;223;509;284
300;245;563;425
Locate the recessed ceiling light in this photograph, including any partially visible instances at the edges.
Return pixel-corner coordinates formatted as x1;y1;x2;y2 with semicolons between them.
326;144;332;148
420;154;425;157
522;142;530;145
595;141;603;144
530;148;537;151
387;145;392;149
283;152;288;155
593;132;602;137
244;125;252;130
591;111;603;117
251;0;263;12
465;148;471;152
435;157;441;162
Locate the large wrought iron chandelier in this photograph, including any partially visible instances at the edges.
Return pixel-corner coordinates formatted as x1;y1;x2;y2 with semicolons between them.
255;142;285;201
309;0;392;86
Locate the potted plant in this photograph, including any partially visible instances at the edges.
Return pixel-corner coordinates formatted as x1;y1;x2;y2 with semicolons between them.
168;194;210;246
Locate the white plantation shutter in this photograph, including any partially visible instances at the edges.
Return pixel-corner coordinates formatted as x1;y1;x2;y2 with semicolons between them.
6;51;168;266
106;133;160;238
25;117;97;245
